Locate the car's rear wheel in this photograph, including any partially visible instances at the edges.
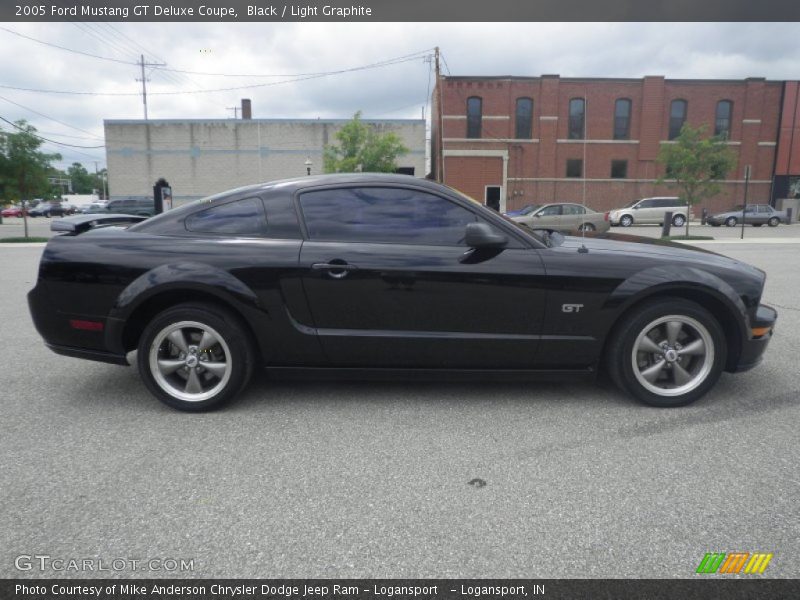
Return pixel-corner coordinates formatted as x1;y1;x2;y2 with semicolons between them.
578;222;596;232
606;298;726;407
137;303;254;411
768;217;780;227
619;215;633;227
672;214;686;227
725;216;737;227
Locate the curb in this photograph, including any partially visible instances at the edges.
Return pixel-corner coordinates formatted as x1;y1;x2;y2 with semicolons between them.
0;243;47;248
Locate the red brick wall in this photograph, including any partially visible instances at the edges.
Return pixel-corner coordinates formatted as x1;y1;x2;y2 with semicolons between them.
435;75;787;215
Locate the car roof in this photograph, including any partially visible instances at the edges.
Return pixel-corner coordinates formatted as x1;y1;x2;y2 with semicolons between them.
219;173;440;196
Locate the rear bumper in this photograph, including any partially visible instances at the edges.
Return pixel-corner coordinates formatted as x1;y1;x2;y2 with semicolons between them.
730;304;778;373
45;343;129;365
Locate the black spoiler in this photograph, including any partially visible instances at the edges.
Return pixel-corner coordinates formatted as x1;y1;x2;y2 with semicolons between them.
50;214;148;235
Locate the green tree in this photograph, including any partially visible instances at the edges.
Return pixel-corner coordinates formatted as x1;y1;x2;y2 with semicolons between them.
0;120;61;238
323;111;409;173
67;162;99;194
657;124;736;237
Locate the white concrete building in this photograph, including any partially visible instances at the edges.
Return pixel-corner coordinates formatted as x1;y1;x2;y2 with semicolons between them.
104;118;426;205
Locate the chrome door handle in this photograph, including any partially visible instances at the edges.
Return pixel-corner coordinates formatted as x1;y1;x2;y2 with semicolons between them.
311;261;358;279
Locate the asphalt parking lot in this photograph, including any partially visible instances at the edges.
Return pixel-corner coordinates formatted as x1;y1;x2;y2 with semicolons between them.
1;241;799;579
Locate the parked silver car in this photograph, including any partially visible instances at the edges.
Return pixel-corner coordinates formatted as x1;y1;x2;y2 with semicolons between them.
609;197;688;227
510;202;610;233
706;204;787;227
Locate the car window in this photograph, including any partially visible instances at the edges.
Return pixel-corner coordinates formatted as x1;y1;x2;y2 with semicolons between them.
637;200;654;208
562;204;585;215
299;186;479;246
185;198;267;236
538;205;561;216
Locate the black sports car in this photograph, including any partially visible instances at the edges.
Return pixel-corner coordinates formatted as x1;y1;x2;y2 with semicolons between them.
28;174;776;411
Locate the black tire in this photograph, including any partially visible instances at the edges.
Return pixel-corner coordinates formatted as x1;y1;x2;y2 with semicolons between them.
709;223;720;227
725;217;737;227
672;214;686;227
753;223;763;227
605;297;727;407
137;303;255;411
579;222;596;232
768;217;780;227
620;215;634;227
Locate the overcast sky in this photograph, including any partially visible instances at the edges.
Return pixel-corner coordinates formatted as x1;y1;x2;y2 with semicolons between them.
0;22;797;170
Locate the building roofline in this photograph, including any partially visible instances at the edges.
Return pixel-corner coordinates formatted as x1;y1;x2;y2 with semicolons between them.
441;75;788;85
103;118;426;126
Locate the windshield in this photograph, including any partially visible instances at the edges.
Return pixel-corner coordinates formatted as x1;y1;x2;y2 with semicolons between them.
727;204;744;212
519;204;540;215
623;199;639;208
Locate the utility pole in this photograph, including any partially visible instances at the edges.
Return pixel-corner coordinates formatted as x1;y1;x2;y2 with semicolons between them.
226;106;240;119
136;54;166;120
434;46;444;183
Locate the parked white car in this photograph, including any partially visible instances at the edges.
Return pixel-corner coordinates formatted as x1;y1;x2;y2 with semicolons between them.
609;197;688;227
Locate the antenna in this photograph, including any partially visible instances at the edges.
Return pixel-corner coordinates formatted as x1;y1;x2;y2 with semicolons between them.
579;92;589;253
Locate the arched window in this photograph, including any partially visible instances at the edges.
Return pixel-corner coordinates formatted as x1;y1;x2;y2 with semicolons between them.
614;98;632;140
466;97;482;139
715;100;733;139
568;98;585;139
669;99;688;140
515;97;533;139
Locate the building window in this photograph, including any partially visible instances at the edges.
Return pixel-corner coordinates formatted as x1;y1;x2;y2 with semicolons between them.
610;160;628;179
515;97;533;139
466;96;482;139
614;99;632;140
715;100;733;139
669;99;688;140
566;159;583;178
568;98;585;139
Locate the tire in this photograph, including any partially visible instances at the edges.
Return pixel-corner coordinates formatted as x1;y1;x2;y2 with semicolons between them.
137;303;255;411
579;222;596;232
605;297;726;408
725;217;737;227
619;215;634;227
672;214;686;227
768;217;780;227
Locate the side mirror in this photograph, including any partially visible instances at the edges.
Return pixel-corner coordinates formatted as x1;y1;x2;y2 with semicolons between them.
632;205;640;209
465;222;508;249
534;213;541;218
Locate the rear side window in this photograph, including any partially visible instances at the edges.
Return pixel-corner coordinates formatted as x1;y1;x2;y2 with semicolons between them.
186;198;266;236
299;187;478;246
262;195;302;239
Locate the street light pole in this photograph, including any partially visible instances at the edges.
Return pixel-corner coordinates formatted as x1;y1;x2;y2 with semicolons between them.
741;165;751;240
304;157;313;176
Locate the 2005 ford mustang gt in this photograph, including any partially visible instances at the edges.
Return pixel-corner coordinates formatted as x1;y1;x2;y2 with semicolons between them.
28;174;777;411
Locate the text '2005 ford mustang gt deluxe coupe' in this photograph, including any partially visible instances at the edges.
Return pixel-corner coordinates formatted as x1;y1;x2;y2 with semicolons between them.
28;174;776;411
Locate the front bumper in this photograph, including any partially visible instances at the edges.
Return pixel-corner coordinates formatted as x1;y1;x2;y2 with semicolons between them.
730;304;778;372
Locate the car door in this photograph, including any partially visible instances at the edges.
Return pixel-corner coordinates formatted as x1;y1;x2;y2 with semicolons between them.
530;204;562;229
631;199;653;223
296;184;548;368
561;204;585;231
743;205;758;224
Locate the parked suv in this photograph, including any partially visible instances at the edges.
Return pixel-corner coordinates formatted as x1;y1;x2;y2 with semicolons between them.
609;197;687;227
105;198;155;217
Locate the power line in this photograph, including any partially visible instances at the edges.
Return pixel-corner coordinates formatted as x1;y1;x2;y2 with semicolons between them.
0;94;105;139
0;26;138;65
0;116;105;148
0;53;427;96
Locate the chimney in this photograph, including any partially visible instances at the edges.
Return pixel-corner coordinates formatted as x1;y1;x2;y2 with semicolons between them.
241;98;252;120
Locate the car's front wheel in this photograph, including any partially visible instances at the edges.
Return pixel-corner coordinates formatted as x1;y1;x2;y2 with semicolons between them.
725;217;737;227
672;214;686;227
137;303;254;411
606;298;726;407
619;215;633;227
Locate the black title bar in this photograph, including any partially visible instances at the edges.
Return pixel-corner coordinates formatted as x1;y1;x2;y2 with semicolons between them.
4;0;800;22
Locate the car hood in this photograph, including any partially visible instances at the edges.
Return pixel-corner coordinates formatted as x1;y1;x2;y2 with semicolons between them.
558;230;745;266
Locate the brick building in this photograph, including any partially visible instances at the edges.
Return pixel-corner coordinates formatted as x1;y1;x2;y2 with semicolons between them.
105;111;426;205
431;75;800;215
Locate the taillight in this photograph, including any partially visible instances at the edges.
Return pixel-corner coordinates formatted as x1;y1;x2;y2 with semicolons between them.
604;212;610;221
69;319;104;332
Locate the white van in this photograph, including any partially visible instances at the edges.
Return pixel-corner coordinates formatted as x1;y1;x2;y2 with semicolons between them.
609;197;688;227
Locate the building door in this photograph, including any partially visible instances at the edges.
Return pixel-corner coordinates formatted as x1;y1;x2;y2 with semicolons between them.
485;186;501;211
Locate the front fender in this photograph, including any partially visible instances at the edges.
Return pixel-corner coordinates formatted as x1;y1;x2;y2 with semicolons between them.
604;264;750;346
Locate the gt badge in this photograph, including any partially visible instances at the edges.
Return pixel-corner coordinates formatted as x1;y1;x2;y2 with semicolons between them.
562;303;584;313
